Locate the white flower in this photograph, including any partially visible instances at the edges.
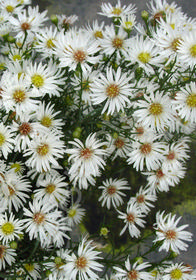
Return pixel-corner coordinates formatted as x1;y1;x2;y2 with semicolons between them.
133;91;176;133
127;136;167;171
64;237;103;280
54;29;101;72
178;30;196;68
18;262;41;280
0;123;15;159
154;212;193;254
0;244;16;271
99;0;136;18
163;262;196;280
66;133;107;186
23;199;63;246
172;82;196;123
24;131;65;172
91;67;132;115
0;212;24;244
106;134;132;159
118;202;146;237
66;204;85;227
99;178;129;209
114;258;153;280
34;173;70;206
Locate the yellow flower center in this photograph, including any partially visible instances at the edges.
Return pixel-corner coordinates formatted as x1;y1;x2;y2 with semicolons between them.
6;5;14;13
125;21;133;29
33;212;45;225
94;30;103;39
189;44;196;57
31;74;44;88
37;143;49;156
112;7;122;16
170;268;183;279
46;184;56;194
24;263;35;272
1;222;15;235
170;38;181;51
73;50;86;63
138;52;151;63
170;23;175;30
186;93;196;107
13;54;22;61
0;63;5;70
11;163;21;173
41;116;52;127
112;37;123;49
46;38;55;49
76;256;87;270
13;89;26;103
149;103;163;115
0;133;5;146
68;208;77;218
82;80;90;91
106;84;120;98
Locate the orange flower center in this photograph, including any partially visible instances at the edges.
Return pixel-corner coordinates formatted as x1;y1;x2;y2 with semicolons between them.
156;169;164;178
112;37;123;49
167;151;175;160
127;269;138;280
140;143;152;155
107;185;116;195
136;194;145;203
114;138;125;149
75;256;87;269
80;148;93;159
21;22;31;31
106;84;120;98
165;229;177;240
126;213;135;223
19;122;31;135
73;50;86;63
33;212;45;225
37;144;49;156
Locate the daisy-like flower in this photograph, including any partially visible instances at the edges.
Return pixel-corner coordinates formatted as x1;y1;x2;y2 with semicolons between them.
57;14;78;31
125;36;164;74
118;202;146;237
172;82;196;123
24;131;65;172
127;135;167;171
34;173;70;206
106;134;132;160
1;72;40;115
120;13;137;32
23;199;62;246
35;26;58;58
99;0;136;18
0;0;23;15
64;237;103;280
163;262;196;280
0;123;15;159
99;25;129;57
133;91;176;132
154;212;193;254
91;67;132;115
114;258;153;280
99;178;129;209
66;204;85;227
17;262;41;280
33;101;64;132
0;244;16;270
66;133;107;182
0;212;24;244
85;20;105;41
8;5;48;39
129;186;157;214
25;60;65;97
177;30;196;68
54;29;101;72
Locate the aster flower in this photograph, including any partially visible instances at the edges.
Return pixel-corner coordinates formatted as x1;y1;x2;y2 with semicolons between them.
99;0;136;18
0;0;23;15
66;133;107;182
178;30;196;68
163;262;196;280
106;134;132;160
172;82;196;123
23;199;63;246
63;237;103;280
154;212;193;254
66;204;85;227
17;262;41;280
133;91;176;132
34;173;70;206
0;244;16;270
118;202;146;237
91;66;132;115
85;20;105;41
0;212;24;244
127;135;167;171
54;29;101;72
24;131;65;172
99;178;129;209
114;258;153;280
0;123;15;159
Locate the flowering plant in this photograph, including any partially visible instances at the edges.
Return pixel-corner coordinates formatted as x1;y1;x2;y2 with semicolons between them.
0;0;196;279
